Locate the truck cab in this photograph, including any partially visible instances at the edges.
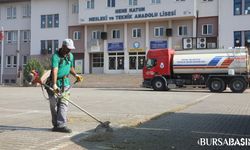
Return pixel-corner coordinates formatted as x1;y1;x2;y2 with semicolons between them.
143;49;175;91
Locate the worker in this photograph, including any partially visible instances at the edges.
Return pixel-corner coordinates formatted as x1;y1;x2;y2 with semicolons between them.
49;38;83;133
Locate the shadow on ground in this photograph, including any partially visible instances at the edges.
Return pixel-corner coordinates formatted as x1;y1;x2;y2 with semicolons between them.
70;112;250;150
96;88;241;94
0;125;50;133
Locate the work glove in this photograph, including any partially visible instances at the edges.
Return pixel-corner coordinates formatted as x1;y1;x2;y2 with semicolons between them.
53;84;60;93
75;74;84;82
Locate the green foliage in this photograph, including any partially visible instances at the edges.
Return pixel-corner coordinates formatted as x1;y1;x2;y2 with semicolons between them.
23;59;44;81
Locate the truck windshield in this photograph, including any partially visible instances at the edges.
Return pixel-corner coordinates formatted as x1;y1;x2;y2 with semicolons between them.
146;58;157;69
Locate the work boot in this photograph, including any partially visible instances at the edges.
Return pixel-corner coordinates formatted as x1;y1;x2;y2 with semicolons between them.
52;126;72;133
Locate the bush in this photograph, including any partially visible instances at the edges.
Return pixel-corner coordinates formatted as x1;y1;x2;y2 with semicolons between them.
23;59;44;83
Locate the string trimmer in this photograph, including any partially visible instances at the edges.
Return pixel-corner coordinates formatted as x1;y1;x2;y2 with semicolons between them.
27;70;113;132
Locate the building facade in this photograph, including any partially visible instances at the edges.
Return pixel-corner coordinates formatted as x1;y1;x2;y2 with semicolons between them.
219;0;250;49
0;0;249;84
0;0;31;84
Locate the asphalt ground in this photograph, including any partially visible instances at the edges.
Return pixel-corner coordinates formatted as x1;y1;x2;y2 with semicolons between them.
0;87;250;150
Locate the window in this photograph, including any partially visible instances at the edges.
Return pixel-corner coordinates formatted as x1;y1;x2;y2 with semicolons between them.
132;28;141;38
245;0;250;14
72;3;79;14
151;0;161;4
107;0;115;7
234;30;250;48
178;25;188;36
92;53;104;67
22;4;31;18
202;0;213;2
176;0;185;1
202;24;213;35
108;53;124;70
41;40;59;54
154;27;164;37
6;56;11;68
73;31;81;40
41;14;59;28
234;0;242;15
129;52;145;70
54;14;59;28
6;31;17;43
47;15;53;28
54;40;59;51
22;30;30;42
7;7;16;19
92;31;101;39
13;56;17;67
234;31;242;47
245;31;250;47
23;56;27;66
47;40;53;52
41;15;46;28
6;56;16;68
87;0;95;9
112;29;120;39
129;0;138;6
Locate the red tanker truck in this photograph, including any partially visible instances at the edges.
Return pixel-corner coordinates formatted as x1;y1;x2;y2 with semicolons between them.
142;48;250;93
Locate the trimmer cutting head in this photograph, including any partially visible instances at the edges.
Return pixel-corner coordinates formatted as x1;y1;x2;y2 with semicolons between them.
95;121;113;133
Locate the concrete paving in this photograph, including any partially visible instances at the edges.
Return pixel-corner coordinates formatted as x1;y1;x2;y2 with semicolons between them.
0;87;250;150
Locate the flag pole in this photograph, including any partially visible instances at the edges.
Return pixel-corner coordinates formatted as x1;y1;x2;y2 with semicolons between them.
1;27;4;85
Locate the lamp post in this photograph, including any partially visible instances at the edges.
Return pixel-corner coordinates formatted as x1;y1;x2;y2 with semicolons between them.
0;27;4;85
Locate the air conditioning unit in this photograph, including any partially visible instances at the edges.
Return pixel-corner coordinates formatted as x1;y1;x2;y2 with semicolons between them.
197;37;206;49
183;37;193;49
207;42;216;49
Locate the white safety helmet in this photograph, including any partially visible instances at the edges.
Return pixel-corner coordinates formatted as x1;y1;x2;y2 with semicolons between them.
62;38;75;50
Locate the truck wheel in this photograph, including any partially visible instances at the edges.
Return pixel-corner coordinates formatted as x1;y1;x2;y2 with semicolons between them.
208;78;225;93
152;78;168;91
229;78;247;93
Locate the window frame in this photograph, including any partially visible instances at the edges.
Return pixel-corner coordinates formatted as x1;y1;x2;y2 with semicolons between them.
178;25;188;36
73;31;81;40
22;30;30;42
234;31;242;47
92;31;101;39
72;3;79;14
202;24;213;35
245;0;250;14
129;0;138;6
234;0;242;15
92;53;104;68
107;0;115;7
132;28;142;38
154;27;164;37
108;52;124;70
23;55;27;66
6;31;17;43
6;7;16;19
6;56;11;68
40;40;58;54
41;14;59;29
22;4;31;18
87;0;95;9
111;29;121;39
151;0;161;4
